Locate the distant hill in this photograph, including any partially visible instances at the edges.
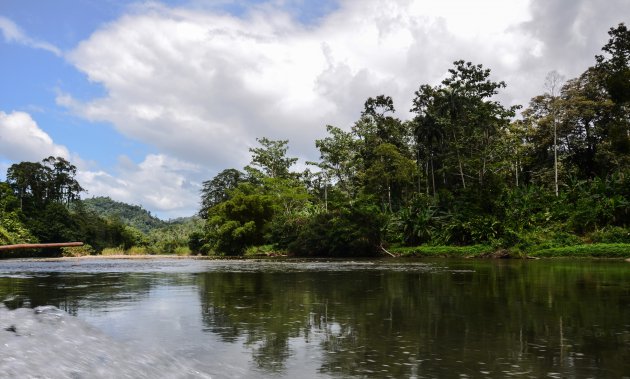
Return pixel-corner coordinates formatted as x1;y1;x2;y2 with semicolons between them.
80;196;169;233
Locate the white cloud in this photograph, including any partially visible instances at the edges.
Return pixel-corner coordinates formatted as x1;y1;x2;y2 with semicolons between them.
61;0;622;175
0;16;62;56
47;0;629;216
0;110;199;218
0;111;70;162
77;154;202;219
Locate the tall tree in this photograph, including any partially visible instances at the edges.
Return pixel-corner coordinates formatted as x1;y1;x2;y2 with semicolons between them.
6;161;46;210
42;156;84;205
545;71;565;196
594;23;630;170
353;95;415;211
248;138;298;179
595;23;630;105
412;60;517;192
311;125;358;202
199;169;244;218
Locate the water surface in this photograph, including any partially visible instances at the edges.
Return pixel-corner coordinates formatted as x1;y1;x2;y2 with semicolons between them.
1;258;629;378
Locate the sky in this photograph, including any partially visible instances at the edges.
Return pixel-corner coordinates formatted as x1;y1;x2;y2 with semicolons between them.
0;0;628;219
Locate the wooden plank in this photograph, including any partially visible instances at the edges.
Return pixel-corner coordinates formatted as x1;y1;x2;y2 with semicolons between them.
0;242;84;251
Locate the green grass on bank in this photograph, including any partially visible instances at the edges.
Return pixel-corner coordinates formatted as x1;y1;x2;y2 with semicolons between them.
390;245;496;257
529;243;630;258
391;243;630;258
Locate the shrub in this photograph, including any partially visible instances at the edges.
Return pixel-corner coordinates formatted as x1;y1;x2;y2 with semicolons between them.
287;202;386;257
101;247;125;256
588;226;630;243
61;244;95;257
127;246;151;255
174;246;191;256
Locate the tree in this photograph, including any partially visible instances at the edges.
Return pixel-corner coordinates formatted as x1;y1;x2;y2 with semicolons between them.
6;161;47;210
199;169;244;218
311;125;358;202
411;60;517;193
286;199;386;257
205;184;275;255
594;23;630;170
42;156;84;205
545;71;565;196
6;157;84;210
595;23;630;105
353;95;415;211
248;138;298;179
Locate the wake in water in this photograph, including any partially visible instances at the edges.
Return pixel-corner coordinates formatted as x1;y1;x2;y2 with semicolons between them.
0;305;211;379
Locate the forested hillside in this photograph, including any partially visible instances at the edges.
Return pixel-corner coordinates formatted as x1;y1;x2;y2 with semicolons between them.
81;197;166;234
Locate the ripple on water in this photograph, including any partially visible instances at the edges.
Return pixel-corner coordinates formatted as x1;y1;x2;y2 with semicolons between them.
0;305;212;378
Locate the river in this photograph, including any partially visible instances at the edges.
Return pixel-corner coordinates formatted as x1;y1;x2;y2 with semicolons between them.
1;258;629;378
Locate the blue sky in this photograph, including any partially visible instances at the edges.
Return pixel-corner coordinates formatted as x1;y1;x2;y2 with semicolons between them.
1;0;627;218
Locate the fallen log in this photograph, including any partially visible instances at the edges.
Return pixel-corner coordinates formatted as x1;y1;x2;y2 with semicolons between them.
380;245;396;257
0;242;84;251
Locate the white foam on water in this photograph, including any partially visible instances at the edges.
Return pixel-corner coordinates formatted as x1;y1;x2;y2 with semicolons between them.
0;305;212;379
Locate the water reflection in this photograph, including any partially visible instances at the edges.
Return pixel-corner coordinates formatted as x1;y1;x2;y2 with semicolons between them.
0;259;629;378
196;261;630;378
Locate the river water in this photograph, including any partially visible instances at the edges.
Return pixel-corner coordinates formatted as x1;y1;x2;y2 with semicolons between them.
0;258;629;378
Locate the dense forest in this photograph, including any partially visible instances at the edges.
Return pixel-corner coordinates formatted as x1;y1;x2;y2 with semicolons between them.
1;24;629;257
0;166;201;256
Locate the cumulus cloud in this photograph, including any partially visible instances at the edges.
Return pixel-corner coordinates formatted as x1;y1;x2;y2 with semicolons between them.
77;153;203;219
518;0;630;86
0;110;199;218
0;16;62;56
0;111;70;162
62;0;626;176
47;0;628;216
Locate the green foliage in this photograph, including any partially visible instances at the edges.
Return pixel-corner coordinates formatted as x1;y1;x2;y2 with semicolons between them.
80;196;167;233
206;184;275;255
530;243;630;258
188;230;209;255
199;169;244;218
595;23;630;104
391;245;495;257
101;247;125;255
27;202;79;243
248;137;298;179
588;226;630;243
285;201;386;257
6;156;84;212
61;244;95;257
147;217;203;254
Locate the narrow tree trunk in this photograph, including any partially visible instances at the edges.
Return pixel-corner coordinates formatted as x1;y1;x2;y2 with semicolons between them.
554;117;558;197
430;154;436;198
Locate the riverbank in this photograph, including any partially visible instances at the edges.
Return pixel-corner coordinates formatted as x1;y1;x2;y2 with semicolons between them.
390;243;630;259
3;242;630;261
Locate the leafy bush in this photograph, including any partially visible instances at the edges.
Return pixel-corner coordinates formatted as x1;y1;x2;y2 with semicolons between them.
101;247;125;255
515;229;583;252
174;246;191;256
287;202;386;257
588;226;630;243
205;186;275;255
127;246;151;255
61;244;95;257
